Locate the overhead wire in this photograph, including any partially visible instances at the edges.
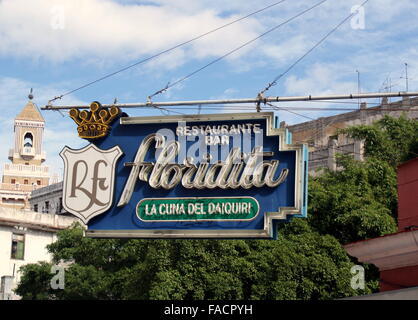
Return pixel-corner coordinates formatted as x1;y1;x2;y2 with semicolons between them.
259;0;371;95
148;0;329;100
46;0;289;104
152;105;185;115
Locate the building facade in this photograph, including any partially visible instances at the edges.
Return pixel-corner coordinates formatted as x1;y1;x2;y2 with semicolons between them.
29;181;66;215
0;99;50;209
283;97;418;174
0;97;78;300
0;207;76;300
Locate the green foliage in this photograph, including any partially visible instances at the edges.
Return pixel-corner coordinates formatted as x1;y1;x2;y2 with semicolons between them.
305;115;417;294
308;115;418;244
309;115;418;244
340;114;418;166
15;222;362;300
14;262;54;300
308;155;397;244
15;115;416;300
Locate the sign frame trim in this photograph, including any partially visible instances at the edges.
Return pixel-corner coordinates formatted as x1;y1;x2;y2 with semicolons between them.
85;112;307;239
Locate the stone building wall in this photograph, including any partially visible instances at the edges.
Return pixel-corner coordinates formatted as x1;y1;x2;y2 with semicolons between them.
29;181;66;215
282;97;418;174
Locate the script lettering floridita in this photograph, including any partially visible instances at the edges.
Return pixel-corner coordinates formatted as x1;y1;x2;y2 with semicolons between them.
117;134;288;207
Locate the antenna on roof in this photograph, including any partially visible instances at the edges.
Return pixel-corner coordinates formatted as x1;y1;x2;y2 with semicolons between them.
356;70;361;108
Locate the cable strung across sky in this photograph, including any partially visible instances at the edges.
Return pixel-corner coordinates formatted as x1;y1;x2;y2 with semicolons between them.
47;0;289;104
148;0;329;100
259;0;371;95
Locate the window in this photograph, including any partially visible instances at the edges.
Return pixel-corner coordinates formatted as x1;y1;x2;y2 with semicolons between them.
37;180;41;185
24;179;28;185
58;198;63;213
45;201;49;213
11;179;15;184
11;234;25;260
34;204;38;212
23;133;33;148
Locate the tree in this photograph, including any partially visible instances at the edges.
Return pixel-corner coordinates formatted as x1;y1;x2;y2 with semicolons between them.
15;115;417;300
308;115;418;244
340;114;418;166
308;155;397;244
15;221;364;300
305;115;417;294
14;262;54;300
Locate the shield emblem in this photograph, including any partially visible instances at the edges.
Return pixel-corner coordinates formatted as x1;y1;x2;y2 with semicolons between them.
60;144;123;224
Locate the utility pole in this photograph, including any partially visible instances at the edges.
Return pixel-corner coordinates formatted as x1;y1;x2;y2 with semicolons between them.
41;91;418;111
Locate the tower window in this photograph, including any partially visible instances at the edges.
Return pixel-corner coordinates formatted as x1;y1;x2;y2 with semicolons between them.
23;133;33;148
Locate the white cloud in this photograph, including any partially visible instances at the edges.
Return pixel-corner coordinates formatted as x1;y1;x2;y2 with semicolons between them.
1;0;416;94
284;63;357;96
262;35;312;65
0;0;261;66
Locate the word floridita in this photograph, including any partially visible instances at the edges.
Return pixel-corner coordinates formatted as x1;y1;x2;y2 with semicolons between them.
117;134;288;207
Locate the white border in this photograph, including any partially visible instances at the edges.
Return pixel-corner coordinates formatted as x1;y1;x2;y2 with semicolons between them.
136;196;260;222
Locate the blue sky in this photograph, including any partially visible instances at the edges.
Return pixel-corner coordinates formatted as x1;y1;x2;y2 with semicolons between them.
1;0;418;177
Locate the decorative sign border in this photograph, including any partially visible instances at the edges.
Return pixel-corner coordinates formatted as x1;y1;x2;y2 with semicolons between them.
85;112;308;239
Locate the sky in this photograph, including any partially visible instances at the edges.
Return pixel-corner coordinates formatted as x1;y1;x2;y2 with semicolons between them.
1;0;418;178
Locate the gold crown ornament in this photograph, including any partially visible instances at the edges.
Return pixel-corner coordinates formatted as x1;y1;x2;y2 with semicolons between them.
69;101;121;139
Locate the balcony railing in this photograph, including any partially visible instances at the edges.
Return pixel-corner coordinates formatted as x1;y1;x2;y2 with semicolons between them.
0;183;37;192
8;149;46;161
3;163;49;177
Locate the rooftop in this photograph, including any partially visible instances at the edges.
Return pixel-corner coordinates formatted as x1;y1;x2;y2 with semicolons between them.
15;101;44;122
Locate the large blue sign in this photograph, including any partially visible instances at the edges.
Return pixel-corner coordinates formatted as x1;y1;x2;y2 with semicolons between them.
61;109;308;239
